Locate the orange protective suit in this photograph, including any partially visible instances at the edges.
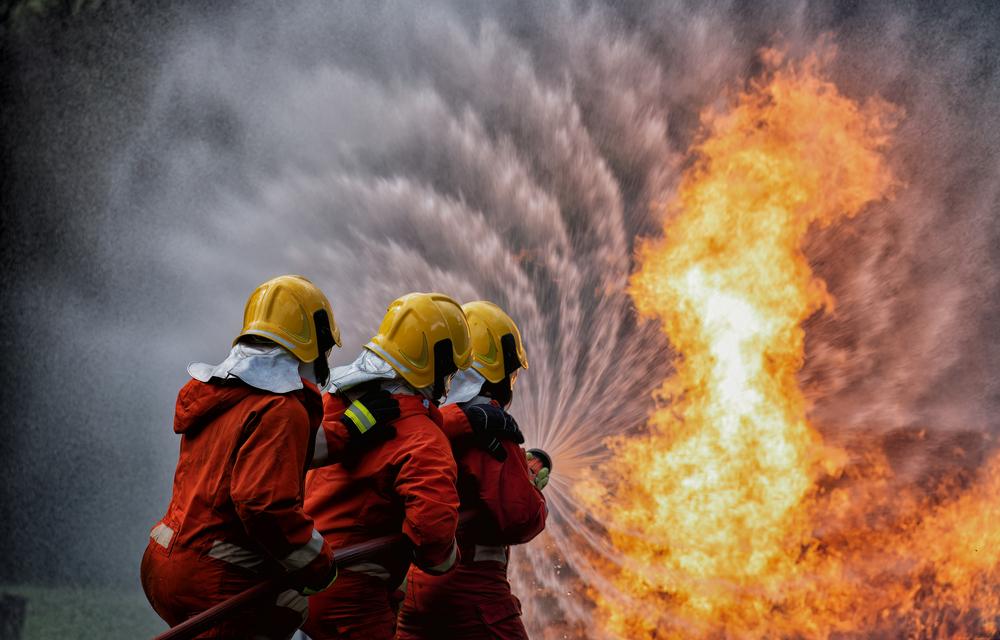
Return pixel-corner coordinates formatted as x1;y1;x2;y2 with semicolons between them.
396;404;547;640
302;393;460;640
140;378;334;640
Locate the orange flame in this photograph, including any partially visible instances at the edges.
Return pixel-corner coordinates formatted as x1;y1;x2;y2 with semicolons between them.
574;47;1000;638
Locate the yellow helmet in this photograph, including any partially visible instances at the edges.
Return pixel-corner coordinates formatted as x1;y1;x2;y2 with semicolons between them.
462;301;528;383
365;292;472;390
235;275;341;363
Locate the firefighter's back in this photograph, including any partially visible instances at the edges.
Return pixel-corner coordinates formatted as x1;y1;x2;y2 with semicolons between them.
303;391;460;640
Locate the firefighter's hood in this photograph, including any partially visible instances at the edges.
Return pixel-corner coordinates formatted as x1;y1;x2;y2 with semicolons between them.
444;367;486;405
327;349;398;393
188;343;313;394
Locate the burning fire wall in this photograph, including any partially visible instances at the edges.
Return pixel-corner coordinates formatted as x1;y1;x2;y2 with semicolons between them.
531;46;1000;639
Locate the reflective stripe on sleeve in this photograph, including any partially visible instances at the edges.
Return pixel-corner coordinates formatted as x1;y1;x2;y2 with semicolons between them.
275;589;309;624
425;540;458;574
281;528;325;571
207;541;267;572
344;403;376;434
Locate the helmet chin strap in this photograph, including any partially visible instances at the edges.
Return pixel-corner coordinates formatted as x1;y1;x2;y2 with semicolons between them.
313;356;330;388
479;376;514;408
430;339;459;406
311;310;336;388
430;376;447;405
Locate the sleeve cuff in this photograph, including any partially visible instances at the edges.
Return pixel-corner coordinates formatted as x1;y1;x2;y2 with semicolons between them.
417;539;458;575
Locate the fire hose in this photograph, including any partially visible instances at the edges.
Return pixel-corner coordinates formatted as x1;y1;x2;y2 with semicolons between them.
152;448;551;640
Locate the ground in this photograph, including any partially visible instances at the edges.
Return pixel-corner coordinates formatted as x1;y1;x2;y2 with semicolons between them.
1;584;164;639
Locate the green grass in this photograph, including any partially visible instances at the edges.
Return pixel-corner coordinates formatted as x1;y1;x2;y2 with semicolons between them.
0;585;165;640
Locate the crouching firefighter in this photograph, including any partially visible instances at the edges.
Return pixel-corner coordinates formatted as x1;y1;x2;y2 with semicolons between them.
141;275;398;639
302;292;473;640
396;301;549;640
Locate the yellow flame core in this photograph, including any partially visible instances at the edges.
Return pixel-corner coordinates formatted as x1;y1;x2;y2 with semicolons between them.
576;49;906;636
575;45;1000;640
632;47;895;583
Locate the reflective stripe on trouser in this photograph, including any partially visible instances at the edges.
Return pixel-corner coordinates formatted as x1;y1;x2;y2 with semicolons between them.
472;545;507;565
142;541;308;640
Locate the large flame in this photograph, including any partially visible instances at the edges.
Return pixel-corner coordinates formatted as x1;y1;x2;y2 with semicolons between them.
574;47;1000;638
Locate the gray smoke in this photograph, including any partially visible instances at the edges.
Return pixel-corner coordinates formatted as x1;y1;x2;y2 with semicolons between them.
1;1;997;637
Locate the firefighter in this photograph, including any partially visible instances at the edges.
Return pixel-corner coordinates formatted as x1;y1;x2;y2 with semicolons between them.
141;275;398;640
302;292;471;640
396;301;548;640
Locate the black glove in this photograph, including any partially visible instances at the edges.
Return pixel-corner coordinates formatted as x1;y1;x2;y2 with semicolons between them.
341;389;400;459
462;404;524;461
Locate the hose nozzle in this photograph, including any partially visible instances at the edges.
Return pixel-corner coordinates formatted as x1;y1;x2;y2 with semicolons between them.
526;448;552;474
